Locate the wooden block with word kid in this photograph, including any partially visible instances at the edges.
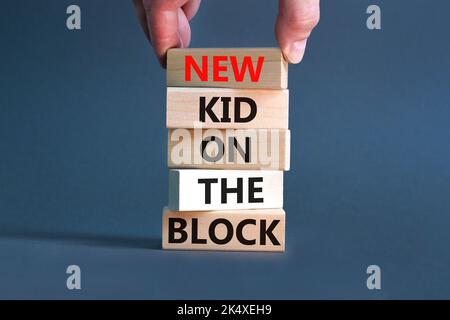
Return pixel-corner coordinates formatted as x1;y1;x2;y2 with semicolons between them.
162;207;285;252
167;129;290;170
168;169;283;211
166;87;289;129
167;48;288;89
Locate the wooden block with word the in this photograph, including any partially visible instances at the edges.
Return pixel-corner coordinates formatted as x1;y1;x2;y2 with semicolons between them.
167;48;288;89
166;87;289;129
162;207;285;252
168;169;283;211
167;129;290;170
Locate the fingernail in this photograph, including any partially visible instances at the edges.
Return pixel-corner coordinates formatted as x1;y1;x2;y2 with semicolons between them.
178;32;185;48
286;39;307;64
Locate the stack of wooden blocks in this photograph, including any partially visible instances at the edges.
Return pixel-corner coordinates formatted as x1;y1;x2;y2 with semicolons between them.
162;48;289;252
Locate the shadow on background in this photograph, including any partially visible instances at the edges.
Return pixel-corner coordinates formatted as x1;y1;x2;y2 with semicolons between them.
0;228;161;250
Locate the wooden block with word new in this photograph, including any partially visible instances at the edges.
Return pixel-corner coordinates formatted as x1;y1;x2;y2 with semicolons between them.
166;87;289;129
168;169;283;211
167;48;288;89
167;129;290;170
162;207;285;252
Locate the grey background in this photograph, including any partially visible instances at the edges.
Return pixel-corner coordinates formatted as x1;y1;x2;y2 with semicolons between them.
1;0;449;299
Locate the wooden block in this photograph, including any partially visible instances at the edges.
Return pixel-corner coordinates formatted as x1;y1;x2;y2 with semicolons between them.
169;169;283;211
166;87;289;129
168;129;290;170
162;207;285;252
167;48;288;89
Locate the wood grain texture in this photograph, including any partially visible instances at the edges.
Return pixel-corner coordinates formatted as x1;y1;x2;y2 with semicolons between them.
167;48;288;89
167;129;290;170
166;87;289;129
168;169;283;211
162;207;285;252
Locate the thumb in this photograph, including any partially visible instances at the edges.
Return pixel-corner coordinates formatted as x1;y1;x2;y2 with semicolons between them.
275;0;320;64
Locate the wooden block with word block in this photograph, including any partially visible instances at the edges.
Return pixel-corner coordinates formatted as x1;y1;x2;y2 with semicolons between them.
167;48;288;89
167;129;290;170
166;87;289;129
168;169;283;211
162;207;285;252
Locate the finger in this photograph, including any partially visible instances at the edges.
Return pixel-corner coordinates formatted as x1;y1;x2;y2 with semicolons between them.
143;0;190;66
178;8;191;48
182;0;201;21
275;0;320;64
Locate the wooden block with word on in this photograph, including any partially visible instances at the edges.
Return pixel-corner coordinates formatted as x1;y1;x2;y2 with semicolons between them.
167;129;290;170
167;48;288;89
168;169;283;211
166;87;289;129
162;207;285;252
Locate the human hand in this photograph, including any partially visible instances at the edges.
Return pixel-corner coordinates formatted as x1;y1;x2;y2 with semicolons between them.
133;0;320;67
